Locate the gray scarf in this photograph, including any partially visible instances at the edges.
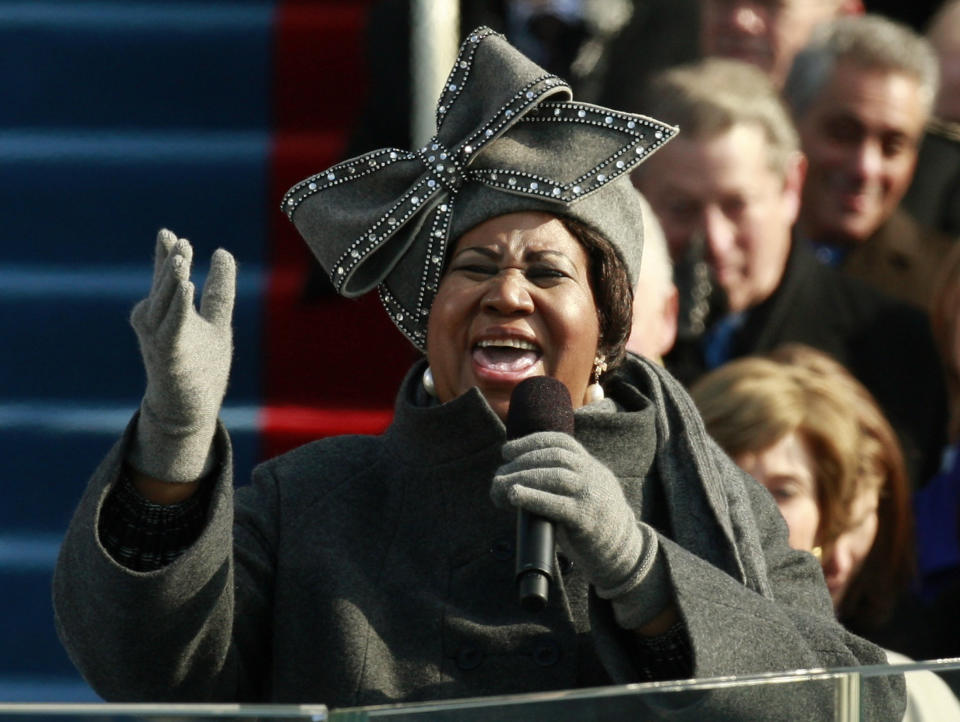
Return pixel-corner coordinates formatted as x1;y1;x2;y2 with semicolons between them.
612;355;773;598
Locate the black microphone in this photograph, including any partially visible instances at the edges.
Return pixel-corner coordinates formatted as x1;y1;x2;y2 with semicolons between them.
506;376;575;612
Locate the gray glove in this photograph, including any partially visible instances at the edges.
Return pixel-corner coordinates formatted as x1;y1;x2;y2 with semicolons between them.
127;229;236;482
492;431;670;628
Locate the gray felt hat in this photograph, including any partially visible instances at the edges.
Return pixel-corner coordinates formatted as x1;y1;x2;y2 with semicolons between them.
282;26;677;351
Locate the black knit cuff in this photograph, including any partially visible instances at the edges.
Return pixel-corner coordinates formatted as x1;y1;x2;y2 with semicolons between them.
633;620;693;682
98;471;212;572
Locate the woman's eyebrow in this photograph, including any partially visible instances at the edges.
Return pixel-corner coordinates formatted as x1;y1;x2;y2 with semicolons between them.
526;250;577;269
451;247;574;266
451;246;500;261
526;250;571;262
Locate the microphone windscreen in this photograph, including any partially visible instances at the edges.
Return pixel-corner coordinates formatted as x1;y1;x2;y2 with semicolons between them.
506;376;575;440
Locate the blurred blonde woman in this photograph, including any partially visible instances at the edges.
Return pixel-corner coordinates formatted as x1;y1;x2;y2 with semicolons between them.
765;343;914;634
691;345;959;721
689;355;861;556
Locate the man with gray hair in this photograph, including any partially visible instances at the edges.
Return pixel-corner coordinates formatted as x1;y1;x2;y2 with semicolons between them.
785;14;956;309
633;57;947;487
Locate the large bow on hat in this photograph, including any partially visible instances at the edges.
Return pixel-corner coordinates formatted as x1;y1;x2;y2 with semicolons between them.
282;26;677;351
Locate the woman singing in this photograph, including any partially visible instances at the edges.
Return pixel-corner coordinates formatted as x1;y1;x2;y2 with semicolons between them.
53;27;902;718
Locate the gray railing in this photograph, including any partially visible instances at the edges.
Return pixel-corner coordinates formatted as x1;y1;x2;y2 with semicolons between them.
1;658;958;722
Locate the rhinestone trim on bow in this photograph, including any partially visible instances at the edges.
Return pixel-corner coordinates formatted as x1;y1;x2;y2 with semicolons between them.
281;27;677;351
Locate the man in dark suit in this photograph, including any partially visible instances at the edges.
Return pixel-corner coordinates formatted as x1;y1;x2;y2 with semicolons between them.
785;14;956;310
632;58;946;487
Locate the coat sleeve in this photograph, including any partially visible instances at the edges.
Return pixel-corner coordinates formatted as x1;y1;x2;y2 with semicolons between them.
52;418;277;702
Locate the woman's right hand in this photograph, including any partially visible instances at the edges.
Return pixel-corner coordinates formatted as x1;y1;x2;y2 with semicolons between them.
126;229;236;486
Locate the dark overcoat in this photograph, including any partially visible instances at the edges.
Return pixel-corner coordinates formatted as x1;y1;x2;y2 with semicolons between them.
53;356;904;719
667;239;948;487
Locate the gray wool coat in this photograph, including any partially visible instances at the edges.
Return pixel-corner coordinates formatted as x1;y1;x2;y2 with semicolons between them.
53;356;904;719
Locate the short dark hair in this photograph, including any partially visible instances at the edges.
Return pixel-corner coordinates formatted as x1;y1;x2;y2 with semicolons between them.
561;217;634;375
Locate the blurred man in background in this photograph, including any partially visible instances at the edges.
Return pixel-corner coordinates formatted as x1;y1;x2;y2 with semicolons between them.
633;57;947;486
698;0;862;88
785;14;954;310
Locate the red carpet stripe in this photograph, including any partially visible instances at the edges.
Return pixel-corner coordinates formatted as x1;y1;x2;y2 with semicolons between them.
264;1;416;459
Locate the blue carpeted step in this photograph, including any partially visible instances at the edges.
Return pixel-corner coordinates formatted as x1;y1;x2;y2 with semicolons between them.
0;264;264;402
0;676;99;702
0;2;273;131
0;0;288;697
0;407;261;687
0;404;263;534
0;545;76;677
0;131;269;266
0;539;105;697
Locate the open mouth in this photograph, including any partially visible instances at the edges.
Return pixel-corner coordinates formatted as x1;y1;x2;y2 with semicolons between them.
472;338;542;373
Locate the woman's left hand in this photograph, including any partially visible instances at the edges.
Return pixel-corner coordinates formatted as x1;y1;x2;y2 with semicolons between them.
492;432;656;598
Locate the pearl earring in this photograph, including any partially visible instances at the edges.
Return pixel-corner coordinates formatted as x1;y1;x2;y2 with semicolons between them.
422;366;437;397
585;355;607;404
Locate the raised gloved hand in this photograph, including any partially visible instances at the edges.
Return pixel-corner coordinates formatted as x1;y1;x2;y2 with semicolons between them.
127;229;236;482
492;431;667;627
